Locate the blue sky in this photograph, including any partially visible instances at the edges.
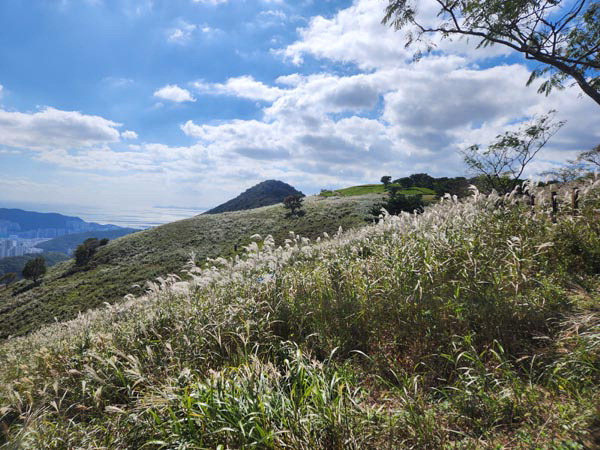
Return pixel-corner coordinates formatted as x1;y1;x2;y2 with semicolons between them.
1;0;599;216
0;0;343;145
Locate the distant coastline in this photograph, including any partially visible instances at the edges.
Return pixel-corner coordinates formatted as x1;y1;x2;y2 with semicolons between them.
0;201;207;229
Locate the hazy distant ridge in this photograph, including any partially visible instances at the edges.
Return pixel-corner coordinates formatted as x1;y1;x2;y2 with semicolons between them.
0;208;124;238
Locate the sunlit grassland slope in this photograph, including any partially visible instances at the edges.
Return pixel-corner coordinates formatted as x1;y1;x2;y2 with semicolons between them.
320;184;437;201
0;194;381;340
0;181;599;448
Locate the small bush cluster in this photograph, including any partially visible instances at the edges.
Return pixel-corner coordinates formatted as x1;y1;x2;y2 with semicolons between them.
21;257;46;283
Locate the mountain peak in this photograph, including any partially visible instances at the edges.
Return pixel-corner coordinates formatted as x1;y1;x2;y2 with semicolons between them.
205;180;304;215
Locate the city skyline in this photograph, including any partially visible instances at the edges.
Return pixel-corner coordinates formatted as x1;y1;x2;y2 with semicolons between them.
0;238;44;258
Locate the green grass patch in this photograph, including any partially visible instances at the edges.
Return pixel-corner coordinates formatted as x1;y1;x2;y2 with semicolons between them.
320;184;436;197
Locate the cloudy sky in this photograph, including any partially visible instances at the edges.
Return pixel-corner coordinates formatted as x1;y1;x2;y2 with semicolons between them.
0;0;599;215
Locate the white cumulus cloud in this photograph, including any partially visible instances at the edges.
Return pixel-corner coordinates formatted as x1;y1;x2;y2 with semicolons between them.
153;84;196;103
281;0;411;69
0;107;121;151
193;76;286;102
8;0;599;209
121;130;138;140
167;21;197;44
177;0;599;184
282;0;509;69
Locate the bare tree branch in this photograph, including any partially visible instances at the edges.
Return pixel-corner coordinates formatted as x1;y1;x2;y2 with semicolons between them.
383;0;600;105
462;112;565;194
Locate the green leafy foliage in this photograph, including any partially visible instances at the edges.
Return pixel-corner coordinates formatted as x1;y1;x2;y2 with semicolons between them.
380;175;392;186
145;346;371;448
371;188;425;217
392;173;471;197
385;192;425;215
283;194;304;217
74;238;102;267
21;257;46;283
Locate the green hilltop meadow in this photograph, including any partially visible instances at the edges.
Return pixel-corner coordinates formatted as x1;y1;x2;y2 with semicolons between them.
0;178;599;448
319;183;436;198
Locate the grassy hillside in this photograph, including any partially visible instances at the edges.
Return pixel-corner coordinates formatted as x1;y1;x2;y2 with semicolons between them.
35;228;138;255
0;195;381;339
320;184;436;197
0;181;598;448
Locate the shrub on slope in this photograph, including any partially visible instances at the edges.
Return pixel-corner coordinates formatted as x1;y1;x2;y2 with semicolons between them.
1;181;599;448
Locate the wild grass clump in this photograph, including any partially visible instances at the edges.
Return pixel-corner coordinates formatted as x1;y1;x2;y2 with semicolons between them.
1;180;599;448
139;344;377;449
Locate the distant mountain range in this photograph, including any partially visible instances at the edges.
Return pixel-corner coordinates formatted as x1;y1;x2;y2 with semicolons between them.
0;208;124;238
205;180;304;215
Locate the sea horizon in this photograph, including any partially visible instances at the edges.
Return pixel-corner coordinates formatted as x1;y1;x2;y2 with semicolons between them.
0;201;208;229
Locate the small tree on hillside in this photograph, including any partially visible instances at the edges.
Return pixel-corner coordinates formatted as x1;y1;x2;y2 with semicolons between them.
75;238;101;266
462;111;565;194
370;192;425;220
541;165;584;183
387;184;403;198
380;176;392;188
22;257;46;284
283;195;304;217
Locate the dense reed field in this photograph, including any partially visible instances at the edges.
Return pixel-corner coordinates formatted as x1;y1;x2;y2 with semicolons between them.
1;180;599;448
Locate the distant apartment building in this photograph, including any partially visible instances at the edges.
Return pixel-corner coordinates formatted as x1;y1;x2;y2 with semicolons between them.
0;239;44;258
0;240;10;258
